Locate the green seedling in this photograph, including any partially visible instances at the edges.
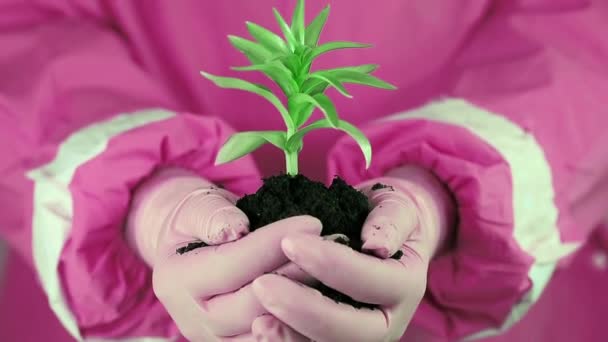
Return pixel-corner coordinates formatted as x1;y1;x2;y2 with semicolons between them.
201;0;396;175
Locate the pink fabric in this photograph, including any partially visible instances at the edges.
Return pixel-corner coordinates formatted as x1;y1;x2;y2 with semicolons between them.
0;0;607;340
0;252;74;342
452;0;608;246
66;114;261;338
399;225;608;342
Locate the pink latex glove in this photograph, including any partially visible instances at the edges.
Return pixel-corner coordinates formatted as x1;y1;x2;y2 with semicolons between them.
251;165;455;342
126;168;323;341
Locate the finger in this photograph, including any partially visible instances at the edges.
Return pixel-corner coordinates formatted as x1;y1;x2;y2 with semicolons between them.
360;186;418;258
202;262;316;337
221;333;257;342
170;187;250;245
150;280;217;342
201;280;263;337
252;315;310;342
273;261;318;286
252;274;387;342
155;260;316;339
282;233;408;305
165;216;322;295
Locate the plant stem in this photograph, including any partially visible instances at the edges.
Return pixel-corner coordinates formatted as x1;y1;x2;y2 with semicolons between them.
285;150;299;175
285;106;299;175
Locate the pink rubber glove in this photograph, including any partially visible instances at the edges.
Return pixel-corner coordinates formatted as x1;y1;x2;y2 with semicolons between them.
126;168;323;341
251;165;455;342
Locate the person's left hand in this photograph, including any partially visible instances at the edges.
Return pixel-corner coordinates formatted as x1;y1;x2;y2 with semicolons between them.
250;166;455;342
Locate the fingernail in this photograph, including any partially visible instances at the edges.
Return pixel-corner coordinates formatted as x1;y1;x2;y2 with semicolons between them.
362;236;391;258
251;277;269;300
252;276;280;310
254;329;271;342
374;247;390;258
276;263;316;285
255;335;265;342
281;237;298;261
253;316;274;342
294;216;323;234
255;334;270;342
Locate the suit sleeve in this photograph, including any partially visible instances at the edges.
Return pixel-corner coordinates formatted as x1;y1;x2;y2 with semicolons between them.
0;2;261;340
327;1;608;340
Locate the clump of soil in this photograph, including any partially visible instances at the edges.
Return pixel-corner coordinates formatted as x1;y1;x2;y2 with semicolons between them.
371;183;394;191
236;174;402;309
176;241;206;254
238;174;369;246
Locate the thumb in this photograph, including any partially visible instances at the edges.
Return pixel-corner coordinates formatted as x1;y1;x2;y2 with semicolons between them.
359;181;419;259
252;315;309;342
171;187;250;245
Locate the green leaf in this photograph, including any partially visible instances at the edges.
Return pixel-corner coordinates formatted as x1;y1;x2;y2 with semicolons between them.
216;131;286;165
301;77;328;95
285;119;372;168
312;94;339;126
246;21;289;55
273;8;297;51
285;119;331;151
228;35;272;64
300;65;378;95
308;71;352;98
305;5;330;46
232;63;298;95
267;54;300;75
337;120;372;169
282;54;302;76
291;0;305;44
292;103;315;127
300;47;314;74
328;64;379;74
200;71;294;130
329;70;396;89
289;93;339;127
308;41;371;61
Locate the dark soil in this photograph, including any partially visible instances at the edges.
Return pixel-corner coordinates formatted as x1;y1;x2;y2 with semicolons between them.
238;174;369;244
236;174;402;309
371;183;394;191
175;174;403;309
176;242;207;254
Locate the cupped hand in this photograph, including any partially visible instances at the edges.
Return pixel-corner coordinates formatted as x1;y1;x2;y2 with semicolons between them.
250;166;455;342
127;168;323;341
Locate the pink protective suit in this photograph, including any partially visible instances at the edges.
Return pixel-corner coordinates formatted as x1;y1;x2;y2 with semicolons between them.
0;0;607;341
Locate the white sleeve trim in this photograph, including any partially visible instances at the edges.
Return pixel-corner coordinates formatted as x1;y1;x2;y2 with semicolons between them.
385;99;580;340
26;109;176;342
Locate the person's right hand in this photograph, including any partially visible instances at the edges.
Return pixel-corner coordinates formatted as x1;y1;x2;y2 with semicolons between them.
126;168;322;341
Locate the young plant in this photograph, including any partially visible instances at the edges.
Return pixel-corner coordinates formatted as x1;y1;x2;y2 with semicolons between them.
201;0;396;175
